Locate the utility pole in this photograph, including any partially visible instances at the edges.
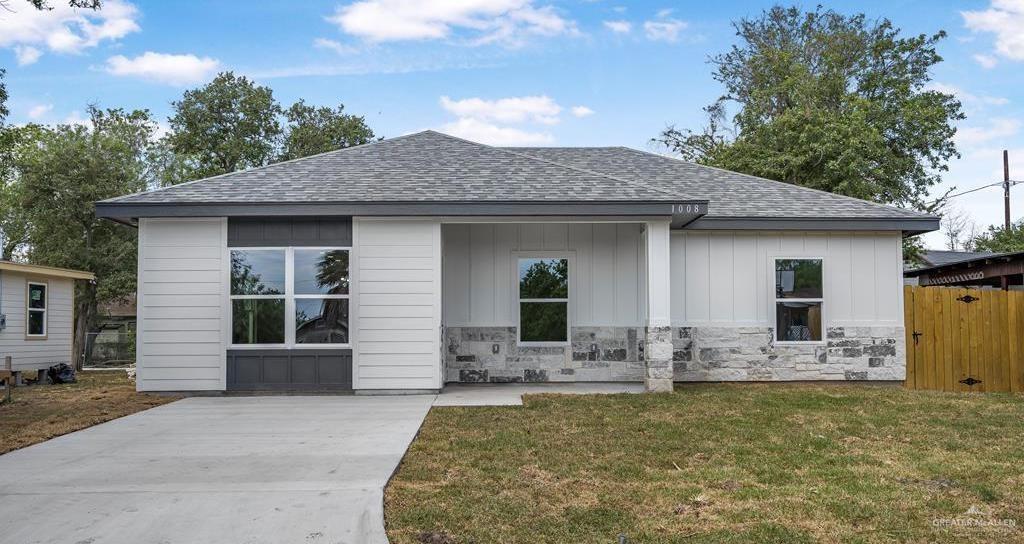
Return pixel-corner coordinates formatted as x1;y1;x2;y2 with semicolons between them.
1005;149;1012;232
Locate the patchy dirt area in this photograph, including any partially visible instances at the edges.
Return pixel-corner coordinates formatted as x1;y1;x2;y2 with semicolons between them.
0;370;179;455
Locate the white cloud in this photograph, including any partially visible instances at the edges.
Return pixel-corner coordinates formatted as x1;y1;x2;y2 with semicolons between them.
325;0;577;47
313;37;357;55
643;17;687;43
571;105;595;118
603;20;631;33
974;53;998;68
440;95;562;125
963;1;1024;60
63;110;90;127
27;103;53;120
955;117;1021;148
0;0;139;62
14;45;42;66
926;82;1009;108
104;52;220;86
439;117;553;145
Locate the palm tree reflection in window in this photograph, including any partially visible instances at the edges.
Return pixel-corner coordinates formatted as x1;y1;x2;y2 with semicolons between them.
296;250;349;344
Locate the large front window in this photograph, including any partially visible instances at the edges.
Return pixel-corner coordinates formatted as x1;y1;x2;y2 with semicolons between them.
774;258;823;343
517;256;569;344
230;247;350;346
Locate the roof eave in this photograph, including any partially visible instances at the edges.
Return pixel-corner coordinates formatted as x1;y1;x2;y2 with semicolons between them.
685;216;940;235
95;200;708;222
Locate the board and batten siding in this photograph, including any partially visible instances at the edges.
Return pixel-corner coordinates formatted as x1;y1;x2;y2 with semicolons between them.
137;217;228;391
0;271;74;371
442;223;645;327
670;231;904;327
354;219;442;390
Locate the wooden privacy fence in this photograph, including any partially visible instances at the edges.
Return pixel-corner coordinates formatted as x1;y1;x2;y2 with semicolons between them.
904;285;1024;392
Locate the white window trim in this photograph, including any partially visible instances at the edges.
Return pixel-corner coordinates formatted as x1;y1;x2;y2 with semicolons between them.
26;280;47;338
772;256;825;345
513;251;573;347
228;246;352;349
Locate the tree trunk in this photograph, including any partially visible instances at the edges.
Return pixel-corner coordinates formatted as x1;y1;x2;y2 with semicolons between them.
72;282;98;370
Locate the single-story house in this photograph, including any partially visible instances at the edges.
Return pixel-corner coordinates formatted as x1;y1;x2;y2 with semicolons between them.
0;260;95;377
95;130;939;393
905;250;1023;290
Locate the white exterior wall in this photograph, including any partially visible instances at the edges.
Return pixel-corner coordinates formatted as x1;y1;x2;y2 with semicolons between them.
137;217;228;391
670;231;904;327
442;223;645;327
0;271;74;371
354;219;442;390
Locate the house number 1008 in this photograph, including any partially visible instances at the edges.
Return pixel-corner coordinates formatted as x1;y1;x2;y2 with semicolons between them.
675;204;702;214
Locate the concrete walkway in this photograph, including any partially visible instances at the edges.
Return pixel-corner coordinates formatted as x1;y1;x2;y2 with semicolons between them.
433;382;643;406
0;383;640;544
0;396;434;544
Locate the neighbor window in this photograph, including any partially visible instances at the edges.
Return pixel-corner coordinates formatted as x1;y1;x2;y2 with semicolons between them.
26;281;47;337
774;258;823;342
230;247;350;346
517;257;569;344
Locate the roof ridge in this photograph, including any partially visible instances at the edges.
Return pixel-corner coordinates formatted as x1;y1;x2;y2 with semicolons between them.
615;146;937;219
427;130;678;196
100;131;427;204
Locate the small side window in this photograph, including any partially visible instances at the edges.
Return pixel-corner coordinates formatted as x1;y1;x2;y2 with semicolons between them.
27;282;47;337
774;259;823;342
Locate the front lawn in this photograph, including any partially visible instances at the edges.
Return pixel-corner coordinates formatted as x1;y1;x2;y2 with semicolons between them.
0;370;179;455
386;384;1024;543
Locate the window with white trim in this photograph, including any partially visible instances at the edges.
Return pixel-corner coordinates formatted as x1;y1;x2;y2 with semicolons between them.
774;258;823;343
517;256;569;344
26;281;47;337
229;248;350;346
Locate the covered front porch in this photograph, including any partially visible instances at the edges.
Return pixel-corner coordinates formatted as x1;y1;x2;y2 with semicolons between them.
438;218;674;392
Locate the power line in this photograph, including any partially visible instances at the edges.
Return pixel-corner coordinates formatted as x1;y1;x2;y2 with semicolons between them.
928;179;1022;205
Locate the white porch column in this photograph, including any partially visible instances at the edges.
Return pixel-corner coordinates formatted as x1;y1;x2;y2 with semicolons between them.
644;219;673;392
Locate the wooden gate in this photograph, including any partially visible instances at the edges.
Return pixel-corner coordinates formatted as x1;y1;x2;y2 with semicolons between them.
904;286;1024;392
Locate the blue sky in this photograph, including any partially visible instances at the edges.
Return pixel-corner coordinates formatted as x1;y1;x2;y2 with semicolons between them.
2;0;1021;248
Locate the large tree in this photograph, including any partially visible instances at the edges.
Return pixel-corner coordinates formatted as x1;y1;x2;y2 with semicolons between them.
160;72;375;185
164;72;282;182
658;6;963;212
17;107;154;367
280;100;375;161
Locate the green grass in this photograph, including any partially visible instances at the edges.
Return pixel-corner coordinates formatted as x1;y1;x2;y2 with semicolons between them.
385;384;1024;543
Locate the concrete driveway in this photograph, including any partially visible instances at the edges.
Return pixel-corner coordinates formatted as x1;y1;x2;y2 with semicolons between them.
0;395;434;544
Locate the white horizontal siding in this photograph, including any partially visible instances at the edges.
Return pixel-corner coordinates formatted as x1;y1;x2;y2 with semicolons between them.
0;272;74;370
354;219;441;390
442;223;644;327
670;231;903;327
137;218;227;391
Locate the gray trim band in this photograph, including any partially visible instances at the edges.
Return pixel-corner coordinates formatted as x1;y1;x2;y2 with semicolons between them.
684;216;940;234
96;201;702;219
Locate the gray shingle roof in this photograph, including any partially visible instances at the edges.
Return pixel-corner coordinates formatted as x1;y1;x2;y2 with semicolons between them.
105;131;678;204
101;130;933;223
919;250;998;267
507;146;932;220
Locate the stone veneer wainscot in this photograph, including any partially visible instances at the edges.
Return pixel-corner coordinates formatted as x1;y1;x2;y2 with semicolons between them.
445;326;905;383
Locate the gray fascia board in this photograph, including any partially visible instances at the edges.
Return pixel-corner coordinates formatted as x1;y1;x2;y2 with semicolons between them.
95;200;705;220
685;216;940;235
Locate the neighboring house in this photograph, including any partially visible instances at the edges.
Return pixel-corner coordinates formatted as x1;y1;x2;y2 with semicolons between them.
904;250;1023;290
0;261;95;375
95;131;939;393
912;249;998;270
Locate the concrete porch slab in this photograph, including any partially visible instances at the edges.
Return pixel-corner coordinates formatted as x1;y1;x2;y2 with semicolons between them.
433;382;644;406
